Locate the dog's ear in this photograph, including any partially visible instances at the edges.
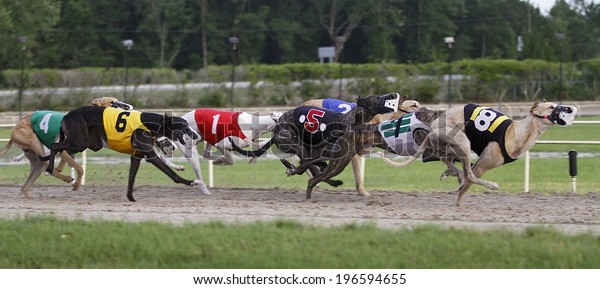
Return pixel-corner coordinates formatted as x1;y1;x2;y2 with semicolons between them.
398;94;407;103
530;101;540;114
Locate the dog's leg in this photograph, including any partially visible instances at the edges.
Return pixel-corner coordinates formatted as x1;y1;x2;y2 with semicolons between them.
57;151;83;191
306;155;353;199
127;155;143;202
351;154;370;196
175;141;211;194
155;147;186;171
455;145;503;206
444;135;498;206
21;151;43;198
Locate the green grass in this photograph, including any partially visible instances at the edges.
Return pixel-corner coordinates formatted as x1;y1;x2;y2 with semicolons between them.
0;216;599;268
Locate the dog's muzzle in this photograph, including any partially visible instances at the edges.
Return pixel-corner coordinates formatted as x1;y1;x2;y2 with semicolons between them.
156;136;176;158
176;127;198;150
111;101;134;111
377;93;400;113
547;105;577;126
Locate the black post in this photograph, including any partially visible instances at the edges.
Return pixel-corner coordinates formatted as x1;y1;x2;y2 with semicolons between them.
16;36;27;120
122;39;134;102
444;36;454;108
568;150;577;193
559;43;563;104
336;36;346;99
447;58;452;108
123;50;129;102
556;33;565;104
228;36;239;111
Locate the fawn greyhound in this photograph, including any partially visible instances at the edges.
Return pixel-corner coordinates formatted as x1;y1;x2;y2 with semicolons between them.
380;100;577;206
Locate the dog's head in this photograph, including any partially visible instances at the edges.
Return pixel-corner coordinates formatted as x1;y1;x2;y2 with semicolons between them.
530;100;577;126
356;92;402;114
90;96;134;111
399;99;421;113
414;107;444;125
267;111;284;130
163;114;199;150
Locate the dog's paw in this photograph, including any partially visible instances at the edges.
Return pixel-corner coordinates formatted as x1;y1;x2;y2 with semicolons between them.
286;168;296;177
249;157;258;164
215;158;232;166
328;179;343;187
174;165;185;171
72;183;81;191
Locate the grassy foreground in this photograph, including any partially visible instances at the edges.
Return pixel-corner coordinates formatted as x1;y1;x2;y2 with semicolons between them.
1;216;599;269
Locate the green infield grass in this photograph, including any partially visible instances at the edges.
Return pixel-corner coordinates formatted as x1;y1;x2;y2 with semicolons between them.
0;216;599;268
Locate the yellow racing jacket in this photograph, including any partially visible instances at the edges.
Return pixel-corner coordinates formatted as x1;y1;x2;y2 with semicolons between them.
102;107;150;154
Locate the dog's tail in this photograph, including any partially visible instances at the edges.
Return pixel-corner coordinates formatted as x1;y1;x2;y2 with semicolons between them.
0;139;13;157
379;134;429;168
229;137;272;158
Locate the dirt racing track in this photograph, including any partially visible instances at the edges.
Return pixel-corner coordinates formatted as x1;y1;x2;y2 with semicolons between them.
0;184;599;235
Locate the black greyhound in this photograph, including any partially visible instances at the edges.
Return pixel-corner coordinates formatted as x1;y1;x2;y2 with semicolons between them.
285;107;444;198
45;106;199;202
231;93;403;195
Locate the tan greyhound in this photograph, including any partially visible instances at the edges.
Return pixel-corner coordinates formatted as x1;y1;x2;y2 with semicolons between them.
381;100;577;206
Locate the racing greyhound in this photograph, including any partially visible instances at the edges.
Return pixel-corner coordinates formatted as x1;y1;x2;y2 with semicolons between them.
45;106;200;202
285;107;443;199
300;97;421;196
231;92;403;196
380;100;577;206
0;97;132;198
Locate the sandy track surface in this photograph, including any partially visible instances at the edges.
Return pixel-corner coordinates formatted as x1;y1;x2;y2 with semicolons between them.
0;184;599;235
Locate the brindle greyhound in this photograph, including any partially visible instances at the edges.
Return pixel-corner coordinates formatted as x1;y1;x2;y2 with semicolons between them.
380;100;577;206
45;106;200;202
0;97;132;198
231;92;402;193
286;107;443;199
300;97;421;196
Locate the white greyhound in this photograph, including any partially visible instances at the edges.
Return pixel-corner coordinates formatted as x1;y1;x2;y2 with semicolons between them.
172;108;282;194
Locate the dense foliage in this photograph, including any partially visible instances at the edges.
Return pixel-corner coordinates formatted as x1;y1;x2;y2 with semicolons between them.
1;0;600;70
2;0;600;108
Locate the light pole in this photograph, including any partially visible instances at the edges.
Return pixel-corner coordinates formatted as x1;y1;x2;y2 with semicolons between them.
16;36;28;120
444;36;454;108
336;36;346;99
122;39;134;102
228;36;239;111
556;33;565;104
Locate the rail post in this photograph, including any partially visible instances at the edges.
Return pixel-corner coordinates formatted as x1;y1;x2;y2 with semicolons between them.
568;150;577;193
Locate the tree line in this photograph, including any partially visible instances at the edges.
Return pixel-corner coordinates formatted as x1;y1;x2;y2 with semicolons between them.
1;0;600;72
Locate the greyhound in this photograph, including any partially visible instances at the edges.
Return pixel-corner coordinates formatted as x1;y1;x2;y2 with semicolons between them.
231;92;403;195
380;100;577;206
300;97;421;196
158;108;282;195
0;97;132;198
45;106;200;202
286;107;443;199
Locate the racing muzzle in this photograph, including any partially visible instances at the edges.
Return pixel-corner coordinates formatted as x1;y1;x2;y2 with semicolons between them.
547;105;577;126
376;93;400;113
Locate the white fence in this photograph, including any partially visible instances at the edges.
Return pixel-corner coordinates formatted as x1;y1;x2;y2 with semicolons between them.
2;121;599;192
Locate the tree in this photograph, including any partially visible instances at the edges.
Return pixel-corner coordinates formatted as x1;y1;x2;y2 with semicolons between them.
138;0;193;67
0;0;61;69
